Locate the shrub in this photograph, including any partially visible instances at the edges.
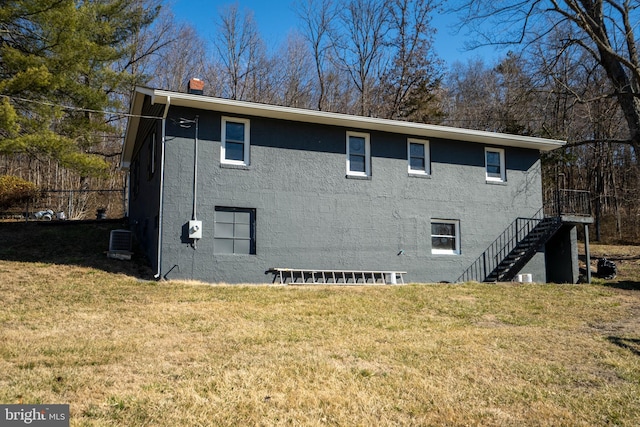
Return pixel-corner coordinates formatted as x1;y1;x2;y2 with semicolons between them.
0;175;39;210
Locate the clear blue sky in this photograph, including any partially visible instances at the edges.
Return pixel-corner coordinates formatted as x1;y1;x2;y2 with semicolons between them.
167;0;499;67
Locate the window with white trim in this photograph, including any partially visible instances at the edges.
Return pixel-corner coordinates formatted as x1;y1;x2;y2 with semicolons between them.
408;139;430;175
485;147;505;182
431;219;460;255
346;131;370;177
214;207;256;255
221;117;250;166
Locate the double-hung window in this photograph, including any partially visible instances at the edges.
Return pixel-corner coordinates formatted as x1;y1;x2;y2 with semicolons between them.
431;219;460;255
485;147;505;182
346;131;370;177
214;207;256;255
221;117;250;166
408;139;430;175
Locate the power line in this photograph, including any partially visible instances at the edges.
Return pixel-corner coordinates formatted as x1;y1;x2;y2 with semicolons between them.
0;94;163;120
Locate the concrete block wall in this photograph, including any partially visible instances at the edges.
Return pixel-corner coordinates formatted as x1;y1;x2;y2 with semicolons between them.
151;105;545;284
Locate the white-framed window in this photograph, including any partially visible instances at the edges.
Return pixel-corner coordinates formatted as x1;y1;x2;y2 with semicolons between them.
485;147;505;182
221;117;250;166
214;207;256;255
346;131;371;177
408;138;430;175
431;219;460;255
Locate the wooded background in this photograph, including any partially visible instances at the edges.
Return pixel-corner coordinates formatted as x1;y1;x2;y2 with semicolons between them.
1;0;638;243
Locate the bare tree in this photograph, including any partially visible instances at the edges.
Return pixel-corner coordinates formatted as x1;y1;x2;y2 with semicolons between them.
149;24;209;92
381;0;443;122
443;58;503;131
214;4;265;100
116;0;175;89
331;0;390;116
445;53;540;134
294;0;338;110
454;0;640;157
276;32;314;108
540;45;631;240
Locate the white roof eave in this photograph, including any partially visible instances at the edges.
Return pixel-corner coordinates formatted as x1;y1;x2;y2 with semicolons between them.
148;89;564;151
121;87;565;168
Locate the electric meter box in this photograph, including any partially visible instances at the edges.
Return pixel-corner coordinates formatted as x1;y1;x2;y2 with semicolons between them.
188;220;202;239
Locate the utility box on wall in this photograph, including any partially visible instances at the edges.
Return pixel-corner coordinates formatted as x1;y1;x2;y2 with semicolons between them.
188;220;202;239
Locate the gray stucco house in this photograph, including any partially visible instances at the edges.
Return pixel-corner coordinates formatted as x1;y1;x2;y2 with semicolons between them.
122;82;592;284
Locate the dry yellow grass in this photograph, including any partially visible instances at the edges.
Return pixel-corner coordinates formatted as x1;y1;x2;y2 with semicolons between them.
1;256;640;426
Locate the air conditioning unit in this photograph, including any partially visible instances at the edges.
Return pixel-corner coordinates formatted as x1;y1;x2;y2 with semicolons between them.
108;229;132;260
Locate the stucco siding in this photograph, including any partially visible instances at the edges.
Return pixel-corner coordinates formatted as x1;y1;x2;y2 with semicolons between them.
154;106;545;283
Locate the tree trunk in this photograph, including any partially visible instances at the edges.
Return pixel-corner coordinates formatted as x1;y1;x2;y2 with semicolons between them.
580;0;640;155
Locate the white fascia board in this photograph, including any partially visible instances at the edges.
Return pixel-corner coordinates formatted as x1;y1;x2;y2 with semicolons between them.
123;88;565;168
149;89;565;151
121;91;147;170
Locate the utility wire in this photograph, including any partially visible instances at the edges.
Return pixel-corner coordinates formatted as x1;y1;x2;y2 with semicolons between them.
0;94;560;126
0;94;163;120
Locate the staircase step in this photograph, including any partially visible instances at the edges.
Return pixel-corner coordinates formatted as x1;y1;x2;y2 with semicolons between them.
458;216;565;283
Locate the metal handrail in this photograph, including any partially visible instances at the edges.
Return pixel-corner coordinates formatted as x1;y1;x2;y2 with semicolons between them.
545;189;591;217
457;190;591;283
457;208;545;283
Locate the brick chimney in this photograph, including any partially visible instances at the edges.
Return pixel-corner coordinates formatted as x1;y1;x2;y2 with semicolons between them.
188;78;204;95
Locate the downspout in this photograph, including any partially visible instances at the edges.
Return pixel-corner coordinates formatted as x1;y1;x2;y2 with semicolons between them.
155;96;171;280
192;116;199;222
191;116;199;250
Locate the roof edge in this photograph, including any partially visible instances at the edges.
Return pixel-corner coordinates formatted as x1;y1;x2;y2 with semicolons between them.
122;87;565;167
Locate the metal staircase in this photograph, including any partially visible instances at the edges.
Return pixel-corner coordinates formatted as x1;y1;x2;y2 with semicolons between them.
457;190;591;283
456;211;551;283
483;217;562;282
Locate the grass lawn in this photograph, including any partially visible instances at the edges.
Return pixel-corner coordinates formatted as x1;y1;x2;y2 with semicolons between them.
1;222;639;426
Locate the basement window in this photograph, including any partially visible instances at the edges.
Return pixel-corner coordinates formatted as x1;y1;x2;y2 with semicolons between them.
214;207;256;255
221;117;250;166
431;219;460;255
